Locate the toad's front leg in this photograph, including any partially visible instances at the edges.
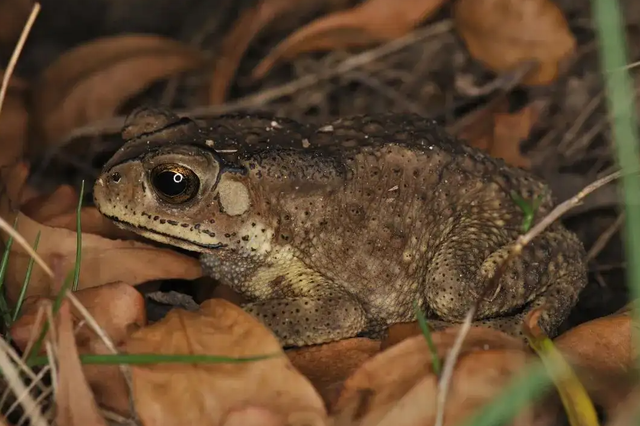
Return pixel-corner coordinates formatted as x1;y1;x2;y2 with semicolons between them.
242;293;368;347
201;253;370;347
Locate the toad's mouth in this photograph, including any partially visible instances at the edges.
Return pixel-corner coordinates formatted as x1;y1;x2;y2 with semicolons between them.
103;214;226;251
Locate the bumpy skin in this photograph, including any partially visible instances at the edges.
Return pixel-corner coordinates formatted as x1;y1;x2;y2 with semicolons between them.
93;106;588;347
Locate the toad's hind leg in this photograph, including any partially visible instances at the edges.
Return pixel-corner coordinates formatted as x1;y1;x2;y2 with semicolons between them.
425;224;588;338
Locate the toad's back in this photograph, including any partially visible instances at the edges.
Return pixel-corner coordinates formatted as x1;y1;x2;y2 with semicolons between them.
94;107;587;347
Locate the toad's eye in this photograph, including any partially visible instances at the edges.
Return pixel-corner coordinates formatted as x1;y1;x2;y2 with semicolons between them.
150;164;200;204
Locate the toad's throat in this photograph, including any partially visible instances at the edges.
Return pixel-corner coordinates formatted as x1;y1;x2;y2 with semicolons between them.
103;214;226;251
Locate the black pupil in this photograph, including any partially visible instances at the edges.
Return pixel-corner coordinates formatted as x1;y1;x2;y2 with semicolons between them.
153;170;187;197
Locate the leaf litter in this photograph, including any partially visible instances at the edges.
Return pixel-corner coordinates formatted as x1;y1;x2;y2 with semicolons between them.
250;0;448;81
30;34;207;148
0;0;636;424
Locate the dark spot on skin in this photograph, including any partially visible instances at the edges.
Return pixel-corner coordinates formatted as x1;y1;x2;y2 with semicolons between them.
159;219;166;224
194;224;201;230
153;215;159;221
181;223;189;228
167;220;178;226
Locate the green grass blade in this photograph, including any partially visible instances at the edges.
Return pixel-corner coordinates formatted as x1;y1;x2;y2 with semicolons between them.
0;217;19;328
527;331;599;426
26;180;86;363
72;180;84;292
412;300;441;375
592;0;640;364
28;352;281;367
25;270;75;365
12;231;41;322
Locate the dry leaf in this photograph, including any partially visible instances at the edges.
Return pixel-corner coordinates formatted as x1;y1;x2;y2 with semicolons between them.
107;299;327;425
209;0;347;104
43;206;139;240
454;0;576;86
0;70;29;167
21;184;79;223
0;162;203;306
553;305;638;413
456;100;536;168
31;34;206;147
287;338;380;405
209;0;301;104
252;0;447;80
491;104;538;168
11;282;146;354
54;300;109;426
331;327;542;426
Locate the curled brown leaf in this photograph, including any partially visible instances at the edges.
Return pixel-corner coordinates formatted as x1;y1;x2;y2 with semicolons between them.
252;0;447;80
109;299;327;425
31;34;206;147
331;327;543;426
209;0;349;104
454;0;576;85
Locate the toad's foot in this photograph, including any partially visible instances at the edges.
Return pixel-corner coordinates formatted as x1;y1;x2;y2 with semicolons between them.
242;295;368;347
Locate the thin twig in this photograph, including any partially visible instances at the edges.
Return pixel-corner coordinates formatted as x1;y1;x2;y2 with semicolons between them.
586;213;625;261
66;292;118;354
518;170;622;247
434;308;475;426
5;366;49;420
17;385;53;426
0;339;48;426
0;312;48;412
0;216;53;278
0;4;50;277
0;3;40;118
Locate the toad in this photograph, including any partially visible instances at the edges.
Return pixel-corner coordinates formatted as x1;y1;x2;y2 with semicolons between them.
93;106;587;347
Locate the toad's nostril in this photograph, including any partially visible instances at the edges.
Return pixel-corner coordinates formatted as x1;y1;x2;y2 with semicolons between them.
111;172;122;183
